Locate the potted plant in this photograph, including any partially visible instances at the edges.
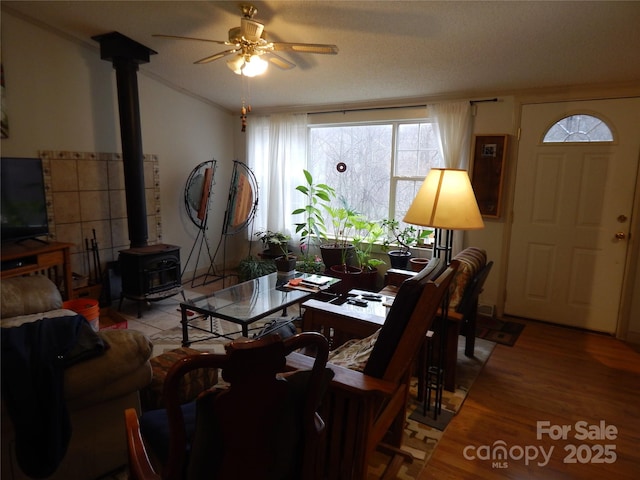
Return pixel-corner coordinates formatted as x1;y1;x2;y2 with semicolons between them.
321;201;359;269
292;169;334;268
237;256;276;281
255;230;299;273
254;230;291;257
351;216;386;290
382;219;432;269
254;230;296;273
295;254;325;274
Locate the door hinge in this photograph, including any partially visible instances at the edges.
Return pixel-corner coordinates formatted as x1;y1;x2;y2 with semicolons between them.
517;127;521;141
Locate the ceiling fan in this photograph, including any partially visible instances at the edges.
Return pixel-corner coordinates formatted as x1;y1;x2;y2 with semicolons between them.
153;4;339;77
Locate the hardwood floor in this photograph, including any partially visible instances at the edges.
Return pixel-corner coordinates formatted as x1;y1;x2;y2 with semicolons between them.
418;319;640;479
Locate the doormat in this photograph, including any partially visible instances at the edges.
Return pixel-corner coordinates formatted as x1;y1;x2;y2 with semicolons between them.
476;316;524;346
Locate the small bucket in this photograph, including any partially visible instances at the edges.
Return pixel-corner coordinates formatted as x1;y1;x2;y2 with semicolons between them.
63;298;100;332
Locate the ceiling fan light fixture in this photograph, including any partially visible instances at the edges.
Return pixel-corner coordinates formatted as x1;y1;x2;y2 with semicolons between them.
226;55;245;74
241;55;268;77
159;3;338;76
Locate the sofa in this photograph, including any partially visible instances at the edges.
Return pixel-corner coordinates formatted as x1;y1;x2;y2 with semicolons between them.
1;275;153;480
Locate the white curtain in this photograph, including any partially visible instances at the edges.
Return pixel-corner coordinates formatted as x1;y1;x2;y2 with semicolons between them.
430;101;473;254
431;101;472;169
247;113;308;242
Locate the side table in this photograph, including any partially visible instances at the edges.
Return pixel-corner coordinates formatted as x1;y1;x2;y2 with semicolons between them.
301;289;391;350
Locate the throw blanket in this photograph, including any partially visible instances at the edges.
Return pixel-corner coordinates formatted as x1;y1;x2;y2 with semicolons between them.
1;315;106;478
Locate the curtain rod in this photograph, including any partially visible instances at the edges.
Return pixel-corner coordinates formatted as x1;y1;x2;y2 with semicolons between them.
307;98;498;116
470;98;499;104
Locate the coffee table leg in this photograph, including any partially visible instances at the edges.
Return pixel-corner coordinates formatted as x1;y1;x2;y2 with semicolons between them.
181;305;190;347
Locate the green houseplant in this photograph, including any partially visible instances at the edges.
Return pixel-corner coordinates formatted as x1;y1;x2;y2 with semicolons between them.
292;169;334;264
381;219;432;269
350;216;386;291
321;202;359;268
352;217;386;271
254;231;297;272
254;230;291;256
237;256;276;281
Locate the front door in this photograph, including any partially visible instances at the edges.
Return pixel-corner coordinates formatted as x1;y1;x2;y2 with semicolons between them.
505;98;640;333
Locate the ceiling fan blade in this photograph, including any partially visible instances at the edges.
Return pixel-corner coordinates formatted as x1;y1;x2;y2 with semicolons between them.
194;49;239;64
265;53;296;70
271;42;339;55
152;34;232;46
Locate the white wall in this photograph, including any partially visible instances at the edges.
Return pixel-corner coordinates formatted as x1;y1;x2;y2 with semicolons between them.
1;11;243;277
466;98;517;316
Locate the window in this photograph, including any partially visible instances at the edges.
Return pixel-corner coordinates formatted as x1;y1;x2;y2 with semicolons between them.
543;114;614;143
307;121;443;224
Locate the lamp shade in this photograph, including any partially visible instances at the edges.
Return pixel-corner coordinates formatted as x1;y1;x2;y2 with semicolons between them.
403;168;484;230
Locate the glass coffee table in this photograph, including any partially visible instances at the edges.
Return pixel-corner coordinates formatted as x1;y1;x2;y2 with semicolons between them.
180;272;339;346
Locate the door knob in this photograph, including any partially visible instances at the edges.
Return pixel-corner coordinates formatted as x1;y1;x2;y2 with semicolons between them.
615;232;626;240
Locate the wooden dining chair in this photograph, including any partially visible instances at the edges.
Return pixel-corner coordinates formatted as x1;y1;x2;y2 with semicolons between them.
125;332;332;480
287;261;460;479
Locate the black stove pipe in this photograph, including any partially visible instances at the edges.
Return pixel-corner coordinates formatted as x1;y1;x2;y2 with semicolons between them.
93;32;156;248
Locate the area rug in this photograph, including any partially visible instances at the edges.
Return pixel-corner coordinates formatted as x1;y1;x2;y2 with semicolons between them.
476;315;525;346
367;336;495;479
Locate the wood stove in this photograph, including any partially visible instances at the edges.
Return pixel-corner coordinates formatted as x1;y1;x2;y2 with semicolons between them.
94;32;183;316
118;244;182;316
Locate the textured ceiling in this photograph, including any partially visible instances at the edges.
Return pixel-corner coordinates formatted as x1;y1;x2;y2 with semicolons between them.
4;1;640;113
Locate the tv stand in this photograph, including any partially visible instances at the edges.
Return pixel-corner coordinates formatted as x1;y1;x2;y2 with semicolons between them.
1;241;73;300
16;237;49;245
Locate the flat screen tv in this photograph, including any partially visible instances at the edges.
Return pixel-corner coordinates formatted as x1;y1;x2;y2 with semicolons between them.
1;157;50;243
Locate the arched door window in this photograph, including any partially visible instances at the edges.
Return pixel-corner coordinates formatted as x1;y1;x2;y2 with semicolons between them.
542;114;614;143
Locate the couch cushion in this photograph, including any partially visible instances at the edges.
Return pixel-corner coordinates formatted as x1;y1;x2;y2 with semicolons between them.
1;276;63;319
64;329;153;407
449;247;487;309
328;329;380;372
140;347;219;412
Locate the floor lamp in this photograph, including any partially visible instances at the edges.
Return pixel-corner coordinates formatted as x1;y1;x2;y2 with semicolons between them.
402;168;484;418
403;168;484;264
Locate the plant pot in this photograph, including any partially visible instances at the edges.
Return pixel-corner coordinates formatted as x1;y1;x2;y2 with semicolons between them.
328;264;362;295
409;257;430;272
387;250;411;269
320;244;356;270
267;242;289;257
358;267;380;291
275;255;297;273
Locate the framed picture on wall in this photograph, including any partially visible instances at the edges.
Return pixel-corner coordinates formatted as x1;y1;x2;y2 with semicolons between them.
471;134;508;218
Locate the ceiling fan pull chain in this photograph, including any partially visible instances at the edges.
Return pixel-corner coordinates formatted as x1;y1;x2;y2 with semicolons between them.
240;99;252;133
240;76;253;132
